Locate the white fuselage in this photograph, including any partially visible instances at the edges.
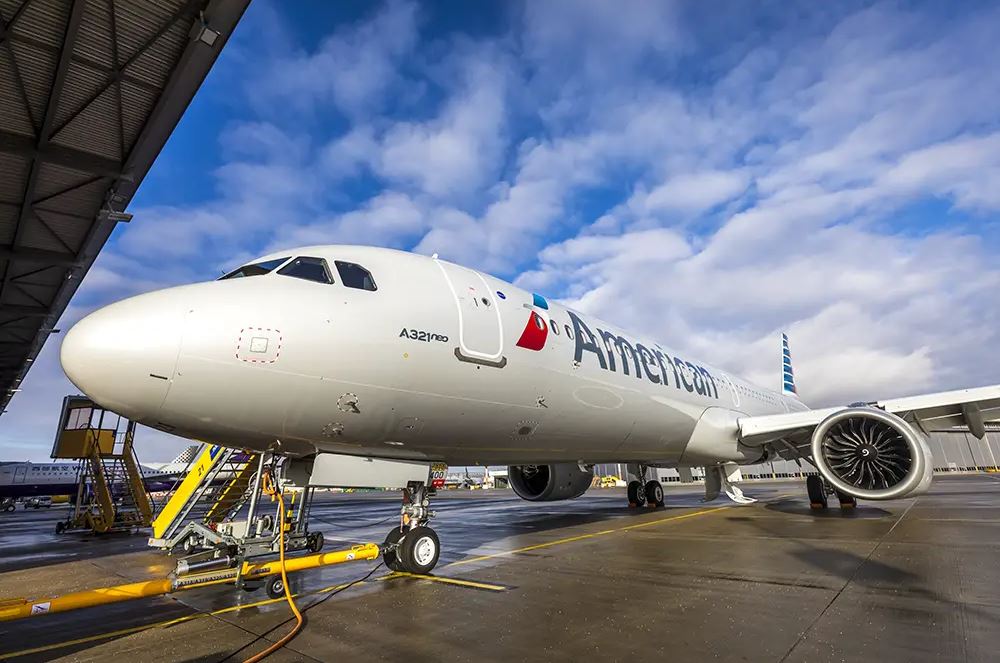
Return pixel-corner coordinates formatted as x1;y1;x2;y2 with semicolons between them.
61;246;806;466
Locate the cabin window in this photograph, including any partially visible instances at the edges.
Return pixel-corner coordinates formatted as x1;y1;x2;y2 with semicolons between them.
278;257;333;284
335;261;377;291
551;320;559;335
219;257;290;280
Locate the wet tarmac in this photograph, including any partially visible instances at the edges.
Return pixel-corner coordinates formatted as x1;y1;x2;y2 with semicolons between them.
1;475;999;662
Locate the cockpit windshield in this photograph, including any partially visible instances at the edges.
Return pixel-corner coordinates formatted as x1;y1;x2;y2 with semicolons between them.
278;257;333;284
218;257;290;280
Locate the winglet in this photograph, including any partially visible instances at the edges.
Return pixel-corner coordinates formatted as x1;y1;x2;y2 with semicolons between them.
781;333;798;397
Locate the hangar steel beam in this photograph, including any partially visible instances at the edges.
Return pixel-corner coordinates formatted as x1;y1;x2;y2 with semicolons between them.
0;130;123;178
0;0;251;413
0;0;88;306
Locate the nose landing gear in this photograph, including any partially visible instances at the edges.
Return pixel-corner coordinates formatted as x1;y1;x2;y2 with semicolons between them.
383;481;440;574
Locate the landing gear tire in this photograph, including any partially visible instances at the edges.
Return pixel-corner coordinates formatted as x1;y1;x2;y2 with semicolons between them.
265;575;286;599
627;480;646;508
644;480;665;508
383;527;406;572
836;490;857;510
307;531;325;553
807;475;828;510
55;521;65;534
398;526;440;575
3;504;13;513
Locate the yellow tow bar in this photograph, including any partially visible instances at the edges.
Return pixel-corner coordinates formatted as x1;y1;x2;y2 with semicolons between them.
0;543;380;623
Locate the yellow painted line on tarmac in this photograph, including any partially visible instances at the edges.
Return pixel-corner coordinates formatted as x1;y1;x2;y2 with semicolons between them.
380;571;508;592
446;504;732;568
0;566;510;660
1;498;766;659
0;613;199;660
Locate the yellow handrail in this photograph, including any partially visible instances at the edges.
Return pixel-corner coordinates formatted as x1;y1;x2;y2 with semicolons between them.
151;445;224;539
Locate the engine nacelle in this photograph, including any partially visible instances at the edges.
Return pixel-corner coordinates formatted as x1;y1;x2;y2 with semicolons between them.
811;407;934;500
508;464;593;501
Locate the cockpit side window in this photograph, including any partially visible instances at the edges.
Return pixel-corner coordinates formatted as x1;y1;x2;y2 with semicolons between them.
278;257;333;284
335;261;377;291
219;257;290;280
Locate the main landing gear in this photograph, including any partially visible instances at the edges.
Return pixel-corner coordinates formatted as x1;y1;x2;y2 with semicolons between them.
806;475;857;511
383;481;441;574
627;465;665;508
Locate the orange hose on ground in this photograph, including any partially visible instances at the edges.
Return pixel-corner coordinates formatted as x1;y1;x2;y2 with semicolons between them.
243;470;303;663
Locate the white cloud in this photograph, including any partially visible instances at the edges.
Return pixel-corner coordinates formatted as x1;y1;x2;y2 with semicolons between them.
878;133;1000;210
522;0;688;88
280;191;428;249
319;50;513;203
378;57;508;198
254;1;420;118
8;0;1000;460
531;219;1000;407
638;170;750;215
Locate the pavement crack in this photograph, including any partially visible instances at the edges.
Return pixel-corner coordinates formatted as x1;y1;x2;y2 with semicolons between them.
778;496;920;663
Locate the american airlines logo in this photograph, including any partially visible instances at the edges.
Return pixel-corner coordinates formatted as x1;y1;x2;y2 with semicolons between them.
567;311;720;400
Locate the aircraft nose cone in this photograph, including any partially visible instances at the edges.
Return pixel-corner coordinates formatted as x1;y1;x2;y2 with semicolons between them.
61;290;185;422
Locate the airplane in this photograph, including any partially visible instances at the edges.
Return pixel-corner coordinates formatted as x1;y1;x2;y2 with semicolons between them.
58;245;1000;573
143;445;202;474
0;453;184;505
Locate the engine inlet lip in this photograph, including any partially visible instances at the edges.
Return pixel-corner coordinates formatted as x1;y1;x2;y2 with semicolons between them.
810;407;925;501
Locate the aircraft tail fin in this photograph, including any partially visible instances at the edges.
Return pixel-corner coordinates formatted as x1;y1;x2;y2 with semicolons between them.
170;445;201;466
781;333;799;398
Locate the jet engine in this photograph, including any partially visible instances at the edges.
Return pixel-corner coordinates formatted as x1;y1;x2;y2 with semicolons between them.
811;407;934;500
508;464;593;501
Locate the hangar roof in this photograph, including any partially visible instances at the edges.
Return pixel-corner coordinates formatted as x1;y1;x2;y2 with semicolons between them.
0;0;249;413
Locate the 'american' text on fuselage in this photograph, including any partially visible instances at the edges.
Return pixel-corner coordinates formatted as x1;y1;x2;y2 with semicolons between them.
567;311;719;400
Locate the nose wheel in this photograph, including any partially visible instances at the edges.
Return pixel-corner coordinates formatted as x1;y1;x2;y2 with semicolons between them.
383;524;441;574
383;527;405;571
383;481;440;574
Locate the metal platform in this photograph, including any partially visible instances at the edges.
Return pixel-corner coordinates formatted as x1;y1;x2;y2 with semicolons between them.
1;475;999;662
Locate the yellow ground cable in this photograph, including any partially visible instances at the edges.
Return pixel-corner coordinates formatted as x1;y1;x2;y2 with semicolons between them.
243;470;303;663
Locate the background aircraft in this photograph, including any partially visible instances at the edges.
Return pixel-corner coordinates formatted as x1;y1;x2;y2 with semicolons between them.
0;452;186;502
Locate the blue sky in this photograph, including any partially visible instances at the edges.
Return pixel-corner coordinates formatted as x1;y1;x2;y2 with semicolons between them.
4;0;1000;461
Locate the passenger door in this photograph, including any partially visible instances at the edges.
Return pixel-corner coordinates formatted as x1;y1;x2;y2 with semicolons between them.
720;372;741;408
435;259;504;365
13;465;26;484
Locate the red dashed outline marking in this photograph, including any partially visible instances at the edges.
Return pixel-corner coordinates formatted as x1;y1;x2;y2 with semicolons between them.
236;326;282;364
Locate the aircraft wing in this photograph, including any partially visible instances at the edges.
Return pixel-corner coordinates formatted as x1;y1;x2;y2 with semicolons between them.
738;384;1000;449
